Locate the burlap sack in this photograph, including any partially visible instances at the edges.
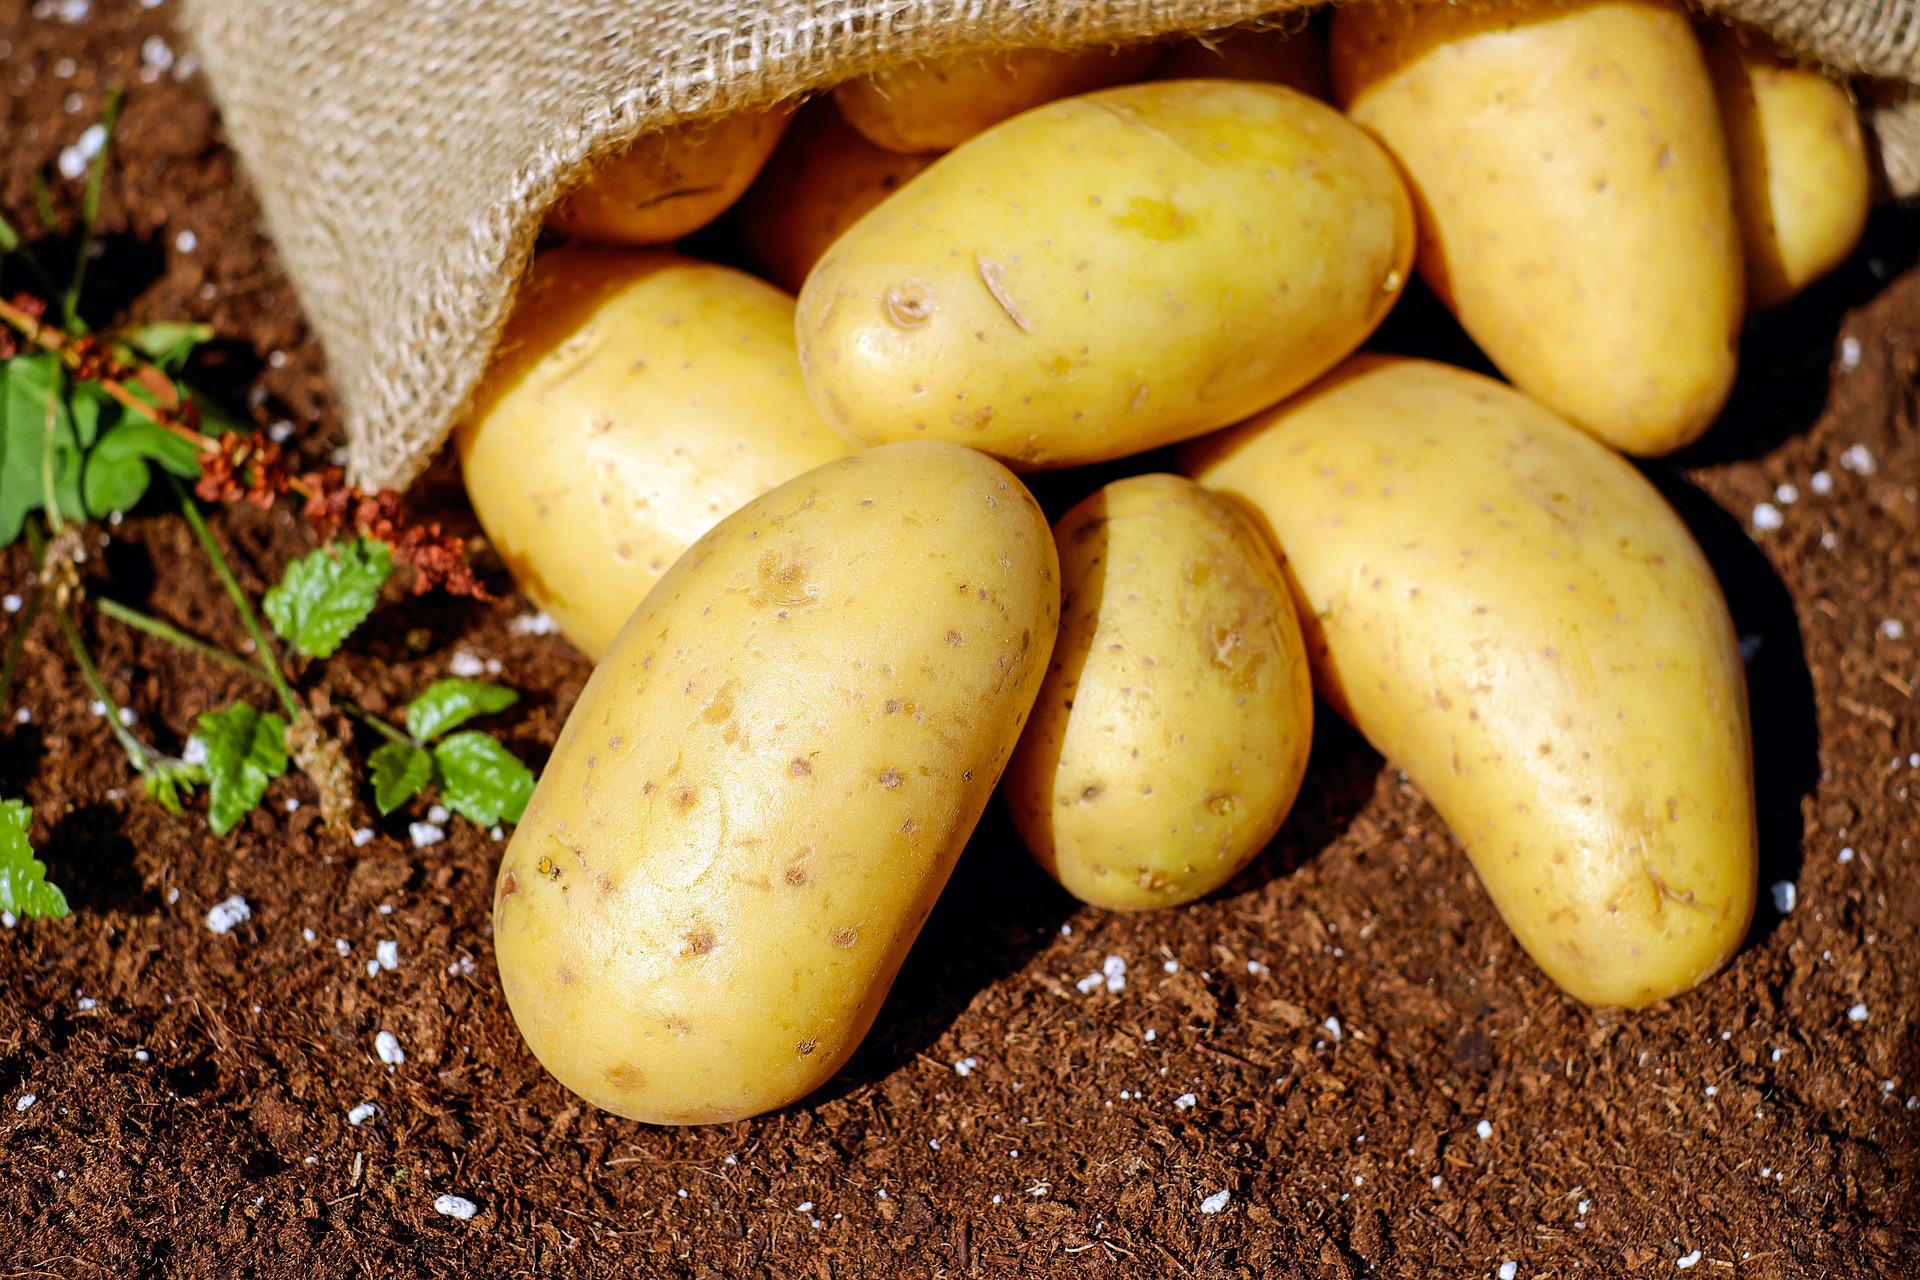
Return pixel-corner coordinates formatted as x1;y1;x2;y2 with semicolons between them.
179;0;1920;493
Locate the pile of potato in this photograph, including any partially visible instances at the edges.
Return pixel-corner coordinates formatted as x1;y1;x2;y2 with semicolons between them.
466;0;1871;1125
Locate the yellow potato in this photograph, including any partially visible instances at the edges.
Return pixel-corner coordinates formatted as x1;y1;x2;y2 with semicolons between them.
833;44;1162;153
548;110;789;245
1157;23;1331;99
494;441;1059;1123
458;249;847;659
736;105;938;293
1702;26;1871;308
1331;0;1743;455
798;81;1412;469
1184;357;1756;1007
1005;474;1313;910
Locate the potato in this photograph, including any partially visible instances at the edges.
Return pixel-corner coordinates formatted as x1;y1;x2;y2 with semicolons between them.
458;249;847;660
1331;0;1742;456
548;110;789;245
1184;357;1756;1007
1157;23;1331;99
493;441;1059;1123
736;106;938;293
833;45;1162;153
1702;27;1871;308
1005;474;1313;910
798;81;1412;469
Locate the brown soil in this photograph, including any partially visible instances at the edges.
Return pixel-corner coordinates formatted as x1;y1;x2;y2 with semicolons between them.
2;5;1917;1277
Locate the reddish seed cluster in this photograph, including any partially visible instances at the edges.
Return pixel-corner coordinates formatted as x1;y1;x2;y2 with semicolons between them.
1;288;488;599
300;468;487;599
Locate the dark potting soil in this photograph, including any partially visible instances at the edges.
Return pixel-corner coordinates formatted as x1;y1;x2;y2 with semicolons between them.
1;4;1916;1276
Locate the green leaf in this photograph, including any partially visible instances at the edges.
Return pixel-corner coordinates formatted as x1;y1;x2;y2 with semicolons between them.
142;758;206;817
432;732;535;826
118;321;213;372
0;799;68;920
0;352;82;544
93;413;202;477
406;679;518;742
369;741;433;815
262;537;393;659
81;412;204;520
194;702;288;836
67;379;114;450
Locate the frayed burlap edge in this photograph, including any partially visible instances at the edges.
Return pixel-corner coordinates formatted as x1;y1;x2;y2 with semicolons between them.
178;0;1920;493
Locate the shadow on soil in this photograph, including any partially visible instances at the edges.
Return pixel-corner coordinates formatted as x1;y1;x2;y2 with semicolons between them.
1220;712;1382;901
1677;202;1920;470
48;802;163;916
1649;472;1818;953
822;803;1077;1101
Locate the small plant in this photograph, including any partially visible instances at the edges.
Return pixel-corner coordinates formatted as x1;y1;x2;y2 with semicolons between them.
362;679;534;825
0;800;67;922
0;98;531;912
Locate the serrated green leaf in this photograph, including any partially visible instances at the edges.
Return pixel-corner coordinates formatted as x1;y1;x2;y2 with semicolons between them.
369;741;433;815
432;732;534;826
406;679;518;742
195;702;288;836
142;758;205;817
262;537;393;659
0;799;68;920
118;321;213;372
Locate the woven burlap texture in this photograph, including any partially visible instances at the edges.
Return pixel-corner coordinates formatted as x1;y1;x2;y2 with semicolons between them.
179;0;1920;493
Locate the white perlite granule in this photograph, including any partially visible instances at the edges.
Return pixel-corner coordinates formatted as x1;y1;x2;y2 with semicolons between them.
205;895;251;935
433;1194;478;1220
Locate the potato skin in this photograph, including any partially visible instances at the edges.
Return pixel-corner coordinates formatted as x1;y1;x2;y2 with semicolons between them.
1702;27;1870;309
834;45;1162;153
736;105;938;293
549;110;789;245
457;249;847;660
797;80;1412;469
1184;357;1756;1007
1331;0;1742;455
1157;24;1331;99
493;442;1059;1124
1005;475;1312;910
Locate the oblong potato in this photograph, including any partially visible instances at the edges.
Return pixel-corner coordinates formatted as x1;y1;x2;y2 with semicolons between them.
1702;26;1871;308
1331;0;1742;455
736;105;938;293
458;249;847;659
833;45;1162;153
494;441;1060;1123
798;81;1413;469
1005;474;1313;910
1157;24;1331;99
549;110;789;245
1184;356;1756;1007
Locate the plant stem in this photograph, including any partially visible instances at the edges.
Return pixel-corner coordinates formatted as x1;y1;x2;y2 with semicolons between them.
0;587;42;716
169;476;303;722
23;523;151;773
63;88;122;333
94;596;270;684
340;701;414;747
52;603;152;769
39;392;64;535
